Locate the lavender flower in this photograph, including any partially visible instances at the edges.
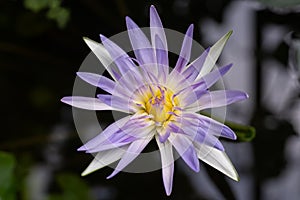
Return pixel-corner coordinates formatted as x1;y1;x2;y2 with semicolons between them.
61;5;248;195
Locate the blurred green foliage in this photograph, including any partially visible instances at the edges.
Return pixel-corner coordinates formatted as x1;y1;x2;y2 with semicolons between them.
48;173;93;200
225;121;256;142
0;152;16;200
23;0;70;28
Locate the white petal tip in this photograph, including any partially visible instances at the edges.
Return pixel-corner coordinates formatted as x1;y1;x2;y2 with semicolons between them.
81;171;88;176
60;97;70;104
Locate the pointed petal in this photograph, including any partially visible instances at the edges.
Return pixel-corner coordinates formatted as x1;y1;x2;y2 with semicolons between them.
156;136;174;196
126;16;154;65
86;121;155;153
195;143;239;181
81;147;128;176
97;94;136;113
200;63;233;89
100;34;136;75
61;96;114;110
107;135;154;179
83;37;120;81
182;113;236;140
155;35;168;82
77;72;115;92
78;116;130;151
198;31;232;78
181;47;210;83
180;63;233;107
174;24;194;73
150;5;168;77
182;125;225;151
169;134;200;172
188;90;249;111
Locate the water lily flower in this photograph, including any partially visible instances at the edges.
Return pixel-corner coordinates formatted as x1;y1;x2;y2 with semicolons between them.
61;5;248;196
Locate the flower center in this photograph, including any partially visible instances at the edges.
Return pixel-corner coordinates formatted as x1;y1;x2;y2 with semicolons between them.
143;86;178;125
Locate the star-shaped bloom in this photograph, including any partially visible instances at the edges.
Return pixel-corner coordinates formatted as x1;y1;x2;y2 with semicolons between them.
61;5;248;195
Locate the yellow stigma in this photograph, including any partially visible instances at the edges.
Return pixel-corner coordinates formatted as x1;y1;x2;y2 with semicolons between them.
142;86;178;125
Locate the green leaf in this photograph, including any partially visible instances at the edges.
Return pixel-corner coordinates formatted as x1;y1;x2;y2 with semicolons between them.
46;6;70;28
24;0;49;12
48;173;93;200
225;121;256;142
0;152;16;200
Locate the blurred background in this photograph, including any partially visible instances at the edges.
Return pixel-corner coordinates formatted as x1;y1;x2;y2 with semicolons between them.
1;0;300;199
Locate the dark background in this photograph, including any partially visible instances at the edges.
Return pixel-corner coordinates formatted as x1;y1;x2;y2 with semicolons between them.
1;0;300;199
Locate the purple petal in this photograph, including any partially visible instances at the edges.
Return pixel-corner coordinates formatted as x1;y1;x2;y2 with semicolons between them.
76;72;116;93
126;16;154;65
150;5;165;30
114;66;145;93
107;136;154;179
169;134;200;172
174;24;194;73
188;130;224;151
61;96;113;110
198;63;233;89
85;120;154;153
100;34;136;76
188;90;249;111
86;139;133;153
182;113;236;140
97;94;136;113
78;116;130;151
176;117;225;151
150;6;168;75
155;136;174;196
182;47;210;81
157;128;171;143
155;35;168;82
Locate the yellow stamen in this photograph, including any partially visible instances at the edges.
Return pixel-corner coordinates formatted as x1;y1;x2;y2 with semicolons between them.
141;85;179;125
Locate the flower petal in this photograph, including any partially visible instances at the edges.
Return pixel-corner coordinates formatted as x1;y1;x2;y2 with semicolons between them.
76;72;115;93
100;34;136;76
155;135;174;196
61;96;114;110
126;16;154;65
150;5;168;77
168;134;200;172
83;37;120;81
86;121;155;153
180;63;232;107
78;116;131;151
175;118;225;151
198;31;232;79
107;135;154;179
194;143;239;181
81;147;128;176
199;63;233;89
174;24;194;73
155;35;169;83
181;113;236;140
187;90;249;111
97;94;136;113
181;47;210;83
